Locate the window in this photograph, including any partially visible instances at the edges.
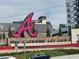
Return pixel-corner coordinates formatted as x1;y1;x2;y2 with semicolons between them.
74;18;77;22
67;9;70;12
67;3;70;7
73;1;77;5
67;14;71;17
74;7;77;10
74;12;77;16
68;20;71;23
77;12;79;17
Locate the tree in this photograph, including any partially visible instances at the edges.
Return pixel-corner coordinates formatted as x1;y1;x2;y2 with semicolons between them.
68;26;71;36
32;27;36;34
3;33;5;39
68;26;71;41
20;31;25;38
59;27;63;36
0;34;2;39
8;26;12;38
46;28;50;37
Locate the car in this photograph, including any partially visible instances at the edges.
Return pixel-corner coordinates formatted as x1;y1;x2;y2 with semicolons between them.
0;56;16;59
30;53;50;59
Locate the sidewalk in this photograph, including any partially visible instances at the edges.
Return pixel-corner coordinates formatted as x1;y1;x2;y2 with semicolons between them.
50;54;79;59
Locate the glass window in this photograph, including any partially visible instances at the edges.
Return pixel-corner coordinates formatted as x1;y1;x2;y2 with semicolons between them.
67;14;71;17
67;9;70;12
73;1;77;5
77;12;79;17
74;18;77;22
77;8;79;12
74;12;77;16
74;7;77;10
68;20;71;23
67;3;70;7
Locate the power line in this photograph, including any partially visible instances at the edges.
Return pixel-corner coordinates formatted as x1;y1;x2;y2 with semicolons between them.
0;3;66;20
35;3;65;12
43;0;65;5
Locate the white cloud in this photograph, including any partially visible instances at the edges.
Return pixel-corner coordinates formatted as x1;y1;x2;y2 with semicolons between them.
47;13;67;29
0;0;67;29
0;5;16;19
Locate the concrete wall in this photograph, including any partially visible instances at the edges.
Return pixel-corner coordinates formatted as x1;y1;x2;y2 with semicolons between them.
71;29;79;43
11;42;71;47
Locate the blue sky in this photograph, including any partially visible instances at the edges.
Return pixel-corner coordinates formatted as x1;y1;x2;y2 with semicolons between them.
0;0;67;29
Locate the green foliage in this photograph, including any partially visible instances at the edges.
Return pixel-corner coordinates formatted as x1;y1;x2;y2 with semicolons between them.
32;27;35;33
46;28;51;37
1;43;8;46
20;31;25;38
8;26;12;38
3;33;5;39
60;49;79;55
68;26;71;36
38;18;42;23
0;34;2;39
59;26;62;36
1;49;79;59
68;26;71;40
0;50;66;59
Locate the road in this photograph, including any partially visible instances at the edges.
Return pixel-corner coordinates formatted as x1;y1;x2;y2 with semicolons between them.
50;54;79;59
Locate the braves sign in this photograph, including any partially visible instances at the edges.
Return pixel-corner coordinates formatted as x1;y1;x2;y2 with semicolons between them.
12;13;38;38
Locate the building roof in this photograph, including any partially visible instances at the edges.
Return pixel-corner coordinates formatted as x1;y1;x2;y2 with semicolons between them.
38;16;46;20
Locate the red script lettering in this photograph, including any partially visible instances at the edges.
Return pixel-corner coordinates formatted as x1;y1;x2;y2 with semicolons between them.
12;13;38;38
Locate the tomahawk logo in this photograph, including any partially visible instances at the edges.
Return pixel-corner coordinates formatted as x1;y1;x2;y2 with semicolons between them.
12;13;38;38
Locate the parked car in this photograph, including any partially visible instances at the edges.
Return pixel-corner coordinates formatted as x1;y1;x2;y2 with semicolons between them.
0;56;16;59
30;53;50;59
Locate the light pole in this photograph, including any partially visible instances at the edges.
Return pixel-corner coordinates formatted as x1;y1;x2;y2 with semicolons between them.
24;39;26;59
15;42;18;59
24;38;28;59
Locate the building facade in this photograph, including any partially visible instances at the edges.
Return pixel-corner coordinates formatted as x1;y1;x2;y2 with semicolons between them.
52;24;68;36
59;24;68;36
66;0;79;28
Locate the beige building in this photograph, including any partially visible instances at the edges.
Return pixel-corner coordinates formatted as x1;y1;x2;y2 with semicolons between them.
71;29;79;43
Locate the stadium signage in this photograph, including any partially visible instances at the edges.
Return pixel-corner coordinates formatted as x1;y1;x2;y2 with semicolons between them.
12;13;38;38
